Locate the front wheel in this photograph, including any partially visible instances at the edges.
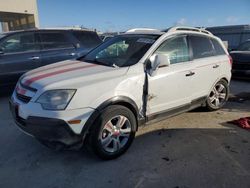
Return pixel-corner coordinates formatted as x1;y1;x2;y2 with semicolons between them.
206;79;229;111
88;105;136;160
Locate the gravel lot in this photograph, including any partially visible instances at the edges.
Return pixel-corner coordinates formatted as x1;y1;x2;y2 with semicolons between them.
0;80;249;188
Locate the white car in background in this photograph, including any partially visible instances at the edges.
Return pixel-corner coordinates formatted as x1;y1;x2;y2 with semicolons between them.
10;27;232;159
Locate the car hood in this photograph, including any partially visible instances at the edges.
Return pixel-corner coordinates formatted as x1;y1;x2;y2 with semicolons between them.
20;60;128;90
230;51;250;63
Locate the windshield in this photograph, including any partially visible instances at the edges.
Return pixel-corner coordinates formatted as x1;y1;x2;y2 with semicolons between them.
237;41;250;51
81;34;159;67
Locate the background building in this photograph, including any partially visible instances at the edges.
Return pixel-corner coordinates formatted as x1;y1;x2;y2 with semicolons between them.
0;0;39;32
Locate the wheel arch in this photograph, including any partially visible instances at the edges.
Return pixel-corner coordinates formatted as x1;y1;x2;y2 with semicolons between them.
81;96;141;136
221;77;229;84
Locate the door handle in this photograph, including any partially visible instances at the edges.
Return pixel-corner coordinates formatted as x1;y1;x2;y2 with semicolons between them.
29;56;40;60
213;64;220;68
69;53;76;56
186;71;195;77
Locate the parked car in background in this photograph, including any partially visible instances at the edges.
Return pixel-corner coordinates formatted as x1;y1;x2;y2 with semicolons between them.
207;25;250;51
10;27;231;159
230;40;250;79
0;28;102;88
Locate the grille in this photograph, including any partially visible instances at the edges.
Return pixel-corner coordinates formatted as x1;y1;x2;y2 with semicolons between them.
16;92;32;103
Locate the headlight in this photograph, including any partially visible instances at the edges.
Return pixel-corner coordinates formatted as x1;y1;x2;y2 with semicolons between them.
36;90;76;110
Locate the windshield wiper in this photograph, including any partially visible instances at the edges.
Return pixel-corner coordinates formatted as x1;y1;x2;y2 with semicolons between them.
84;59;119;68
84;59;108;66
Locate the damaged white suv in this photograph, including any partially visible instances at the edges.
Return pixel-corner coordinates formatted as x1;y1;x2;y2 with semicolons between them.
10;27;232;159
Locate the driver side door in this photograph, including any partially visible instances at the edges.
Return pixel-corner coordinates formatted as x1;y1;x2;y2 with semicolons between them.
147;35;195;118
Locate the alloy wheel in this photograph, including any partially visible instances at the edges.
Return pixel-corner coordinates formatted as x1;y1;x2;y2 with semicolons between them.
99;115;132;153
209;83;227;108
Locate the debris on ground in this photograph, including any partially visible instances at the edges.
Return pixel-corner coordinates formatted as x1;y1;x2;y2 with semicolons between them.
228;117;250;130
162;157;170;162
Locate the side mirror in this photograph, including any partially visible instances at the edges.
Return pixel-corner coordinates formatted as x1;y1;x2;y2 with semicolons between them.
149;54;170;76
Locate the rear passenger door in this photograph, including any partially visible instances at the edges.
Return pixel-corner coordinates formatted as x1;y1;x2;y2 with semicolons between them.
188;35;221;100
38;31;77;66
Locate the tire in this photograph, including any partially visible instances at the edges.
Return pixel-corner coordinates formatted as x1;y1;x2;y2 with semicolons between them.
205;79;229;111
88;105;137;160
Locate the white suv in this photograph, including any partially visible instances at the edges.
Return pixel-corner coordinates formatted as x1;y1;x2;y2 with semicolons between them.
10;27;232;159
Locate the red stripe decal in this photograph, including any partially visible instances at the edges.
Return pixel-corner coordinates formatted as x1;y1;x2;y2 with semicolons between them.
25;61;82;77
24;64;98;86
16;85;27;95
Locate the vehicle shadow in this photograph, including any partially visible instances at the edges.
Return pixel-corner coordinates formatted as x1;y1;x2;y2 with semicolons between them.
223;92;250;112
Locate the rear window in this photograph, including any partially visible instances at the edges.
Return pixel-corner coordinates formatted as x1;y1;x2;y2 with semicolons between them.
72;31;102;48
211;38;226;55
190;35;214;59
39;32;74;50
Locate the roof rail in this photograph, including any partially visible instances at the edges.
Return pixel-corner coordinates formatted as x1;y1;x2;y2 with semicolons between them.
126;28;161;33
167;26;213;35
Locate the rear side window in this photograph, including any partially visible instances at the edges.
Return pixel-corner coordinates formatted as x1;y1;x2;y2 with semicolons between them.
211;38;226;55
190;35;214;59
155;36;190;64
39;32;74;50
72;31;102;48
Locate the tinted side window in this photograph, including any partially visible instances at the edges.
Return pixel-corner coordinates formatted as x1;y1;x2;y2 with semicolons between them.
39;32;74;50
155;36;190;64
190;35;214;59
0;32;38;53
211;38;226;55
72;31;102;48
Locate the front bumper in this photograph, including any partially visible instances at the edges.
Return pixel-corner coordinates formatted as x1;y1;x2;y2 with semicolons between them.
9;100;82;145
9;95;95;145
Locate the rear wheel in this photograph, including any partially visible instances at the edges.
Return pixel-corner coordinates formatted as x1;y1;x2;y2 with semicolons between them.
88;105;136;160
206;79;229;111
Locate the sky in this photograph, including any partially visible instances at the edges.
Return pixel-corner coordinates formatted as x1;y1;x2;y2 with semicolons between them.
37;0;250;32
